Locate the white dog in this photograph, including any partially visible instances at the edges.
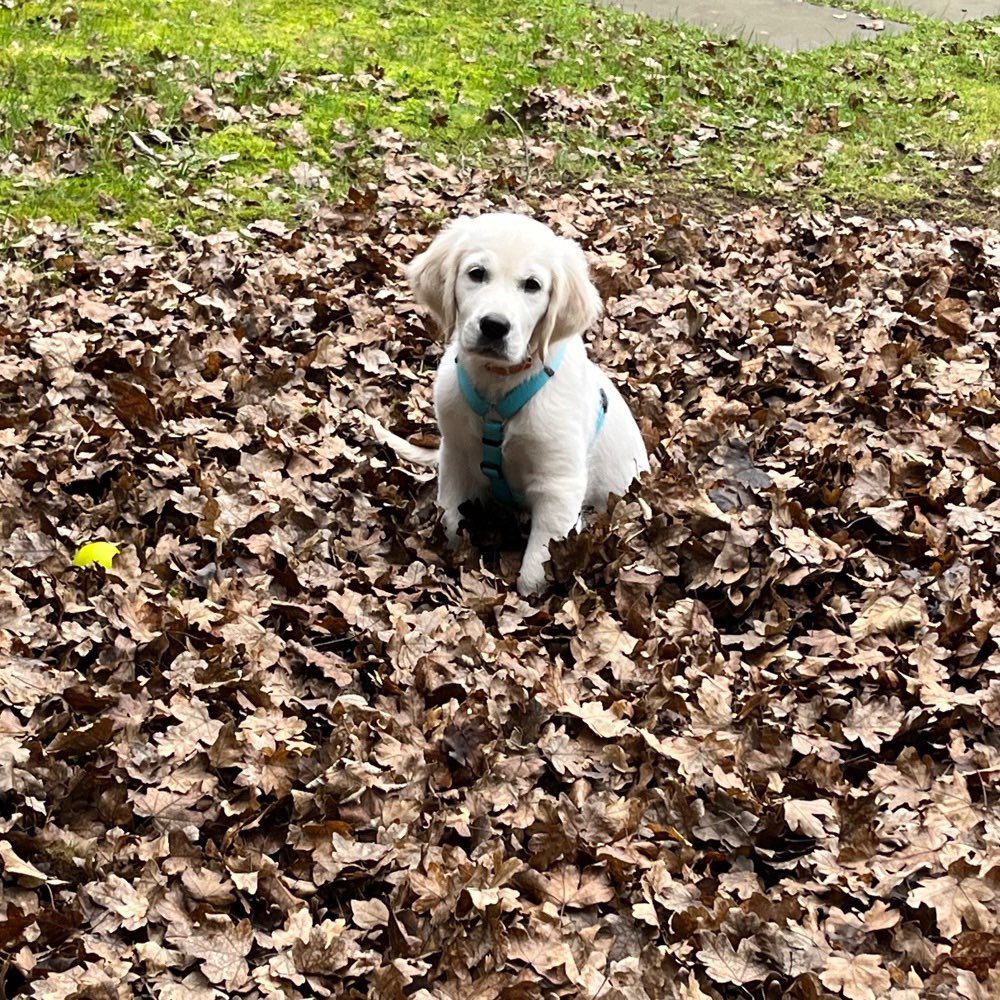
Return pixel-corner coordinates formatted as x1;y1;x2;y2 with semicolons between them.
374;213;648;595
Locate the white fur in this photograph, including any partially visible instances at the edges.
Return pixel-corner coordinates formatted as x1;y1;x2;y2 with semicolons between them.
384;212;648;595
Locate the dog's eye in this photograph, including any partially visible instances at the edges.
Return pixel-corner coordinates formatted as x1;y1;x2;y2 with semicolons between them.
467;266;487;283
523;277;542;293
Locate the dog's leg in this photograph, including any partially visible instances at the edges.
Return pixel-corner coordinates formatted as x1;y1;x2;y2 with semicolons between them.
437;442;483;545
518;478;587;595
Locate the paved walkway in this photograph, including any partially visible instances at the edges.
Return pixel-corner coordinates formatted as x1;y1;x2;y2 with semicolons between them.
605;0;1000;50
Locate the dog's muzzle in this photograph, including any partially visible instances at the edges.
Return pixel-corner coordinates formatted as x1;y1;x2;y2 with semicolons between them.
473;314;514;356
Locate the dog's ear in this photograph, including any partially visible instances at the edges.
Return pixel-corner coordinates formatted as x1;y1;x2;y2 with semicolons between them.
406;218;471;337
531;237;602;361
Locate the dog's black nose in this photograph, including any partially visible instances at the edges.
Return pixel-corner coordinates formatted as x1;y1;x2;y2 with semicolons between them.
479;314;511;341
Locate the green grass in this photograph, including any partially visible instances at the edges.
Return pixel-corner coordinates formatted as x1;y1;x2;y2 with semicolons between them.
1;0;999;234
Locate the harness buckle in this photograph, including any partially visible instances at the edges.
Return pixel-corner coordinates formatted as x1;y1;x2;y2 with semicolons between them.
482;420;503;446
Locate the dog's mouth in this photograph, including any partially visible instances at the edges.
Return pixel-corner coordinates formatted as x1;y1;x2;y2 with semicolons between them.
469;341;513;360
466;341;530;367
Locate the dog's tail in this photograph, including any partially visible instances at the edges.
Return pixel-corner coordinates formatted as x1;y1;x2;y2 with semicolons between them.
367;415;440;467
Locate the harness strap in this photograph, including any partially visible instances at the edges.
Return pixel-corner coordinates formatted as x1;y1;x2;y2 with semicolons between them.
457;345;608;506
456;344;568;422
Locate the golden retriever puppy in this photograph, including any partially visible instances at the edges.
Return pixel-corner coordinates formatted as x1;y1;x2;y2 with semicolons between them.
375;213;648;594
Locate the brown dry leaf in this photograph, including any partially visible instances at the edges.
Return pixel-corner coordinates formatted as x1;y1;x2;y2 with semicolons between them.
819;953;892;1000
784;798;838;839
697;934;770;985
841;697;904;751
85;873;150;930
908;875;996;939
560;699;633;738
850;593;926;639
351;898;389;929
0;840;63;887
180;867;235;907
519;864;616;908
569;609;639;672
169;917;253;989
934;296;971;338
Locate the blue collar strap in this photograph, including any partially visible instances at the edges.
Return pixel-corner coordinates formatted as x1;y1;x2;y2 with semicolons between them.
456;345;606;506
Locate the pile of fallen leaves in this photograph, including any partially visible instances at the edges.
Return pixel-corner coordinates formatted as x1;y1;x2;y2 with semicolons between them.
3;136;1000;999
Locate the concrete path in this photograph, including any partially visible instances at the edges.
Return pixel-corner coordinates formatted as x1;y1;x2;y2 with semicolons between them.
604;0;1000;50
896;0;1000;17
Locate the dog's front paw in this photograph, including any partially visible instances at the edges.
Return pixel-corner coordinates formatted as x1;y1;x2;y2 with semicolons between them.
442;509;463;548
516;561;548;597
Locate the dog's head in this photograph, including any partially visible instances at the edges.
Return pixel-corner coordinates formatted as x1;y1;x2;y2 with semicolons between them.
406;213;602;365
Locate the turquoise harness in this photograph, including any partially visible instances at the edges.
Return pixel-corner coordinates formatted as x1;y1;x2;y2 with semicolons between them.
456;344;609;506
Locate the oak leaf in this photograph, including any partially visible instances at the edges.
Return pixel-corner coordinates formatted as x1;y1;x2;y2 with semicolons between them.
784;798;838;839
